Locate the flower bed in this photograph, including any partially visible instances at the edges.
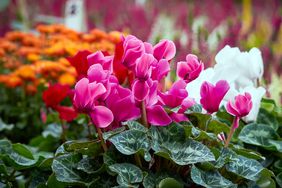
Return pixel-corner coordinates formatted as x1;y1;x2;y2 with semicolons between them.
0;31;282;187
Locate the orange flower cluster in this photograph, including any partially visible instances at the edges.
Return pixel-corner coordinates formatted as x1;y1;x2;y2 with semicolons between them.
0;24;122;94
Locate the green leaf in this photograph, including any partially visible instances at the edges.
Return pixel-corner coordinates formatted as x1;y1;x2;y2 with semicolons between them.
150;126;215;165
0;159;8;176
188;113;230;134
239;123;282;152
63;140;102;156
77;157;106;174
47;173;67;188
108;129;151;160
276;172;282;188
255;169;276;188
221;149;264;181
51;153;90;185
12;143;34;160
274;160;282;172
103;127;125;140
142;172;181;188
0;118;14;132
158;177;183;188
257;108;279;131
232;147;265;160
184;104;202;114
109;163;143;187
125;121;148;132
0;140;39;169
42;123;62;139
191;165;237;188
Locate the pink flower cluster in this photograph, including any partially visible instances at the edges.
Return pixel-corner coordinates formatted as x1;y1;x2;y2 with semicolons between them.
71;35;254;131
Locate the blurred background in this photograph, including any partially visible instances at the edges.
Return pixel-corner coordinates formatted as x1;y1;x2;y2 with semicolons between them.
0;0;281;83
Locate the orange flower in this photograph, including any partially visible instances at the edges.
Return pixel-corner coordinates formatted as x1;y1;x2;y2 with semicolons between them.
27;53;41;62
14;65;36;81
0;75;22;88
58;73;76;86
25;84;37;95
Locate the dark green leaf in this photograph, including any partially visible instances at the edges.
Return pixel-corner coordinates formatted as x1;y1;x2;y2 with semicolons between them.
239;123;282;152
109;129;150;160
109;163;143;187
125;121;148;132
150;126;215;165
191;165;237;188
221;149;264;181
42;123;62;139
158;177;183;188
77;157;106;174
52;153;90;185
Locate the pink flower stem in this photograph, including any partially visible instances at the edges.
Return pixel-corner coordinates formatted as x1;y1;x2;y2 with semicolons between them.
60;120;67;142
141;100;149;128
224;116;240;147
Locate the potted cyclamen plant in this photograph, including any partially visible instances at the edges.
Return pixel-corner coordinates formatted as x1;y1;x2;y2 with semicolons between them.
49;35;275;187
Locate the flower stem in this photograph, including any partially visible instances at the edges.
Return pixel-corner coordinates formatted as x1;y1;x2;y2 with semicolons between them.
204;115;213;131
96;127;108;152
86;116;93;140
141;100;148;128
224;116;239;147
134;154;142;168
60;120;67;142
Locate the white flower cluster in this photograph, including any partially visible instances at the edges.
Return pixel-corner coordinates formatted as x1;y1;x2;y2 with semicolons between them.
186;45;265;122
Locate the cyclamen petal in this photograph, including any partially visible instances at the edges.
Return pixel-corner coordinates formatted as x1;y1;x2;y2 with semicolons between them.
177;54;204;83
122;35;145;69
151;59;170;81
226;92;252;118
87;64;110;83
153;39;176;61
90;106;114;128
146;105;172;126
67;50;92;79
54;106;78;122
132;80;150;101
73;78;106;112
200;80;230;114
158;80;188;108
135;53;155;79
87;51;113;73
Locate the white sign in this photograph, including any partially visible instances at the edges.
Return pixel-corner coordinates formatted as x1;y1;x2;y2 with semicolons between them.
64;0;87;32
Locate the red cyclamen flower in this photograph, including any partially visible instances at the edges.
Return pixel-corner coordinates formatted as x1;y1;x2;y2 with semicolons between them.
42;84;77;122
67;50;92;79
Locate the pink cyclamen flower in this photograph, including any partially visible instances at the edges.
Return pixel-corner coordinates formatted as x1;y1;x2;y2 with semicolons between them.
177;54;204;83
200;80;230;114
122;35;145;70
226;92;252;129
224;92;252;147
144;81;172;126
106;85;141;128
158;80;188;108
73;78;113;128
151;59;170;81
87;51;113;73
132;53;155;101
153;39;176;61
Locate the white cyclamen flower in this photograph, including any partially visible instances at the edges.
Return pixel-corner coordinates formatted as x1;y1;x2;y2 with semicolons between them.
186;45;265;122
214;45;264;89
